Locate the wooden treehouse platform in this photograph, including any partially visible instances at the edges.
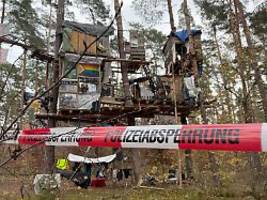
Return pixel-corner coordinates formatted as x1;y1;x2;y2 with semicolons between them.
35;102;199;123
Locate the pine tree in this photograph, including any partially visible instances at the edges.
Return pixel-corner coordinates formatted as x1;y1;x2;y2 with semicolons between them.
8;0;45;48
75;0;110;24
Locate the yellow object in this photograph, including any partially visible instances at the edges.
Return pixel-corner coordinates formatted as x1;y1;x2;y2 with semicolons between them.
31;100;41;113
56;159;68;170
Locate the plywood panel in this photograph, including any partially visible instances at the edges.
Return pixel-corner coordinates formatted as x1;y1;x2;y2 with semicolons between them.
86;35;97;55
70;31;79;52
78;32;85;53
70;31;98;55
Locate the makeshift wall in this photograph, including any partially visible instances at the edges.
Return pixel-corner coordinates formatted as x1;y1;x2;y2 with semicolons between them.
63;28;110;57
63;28;97;55
160;76;183;103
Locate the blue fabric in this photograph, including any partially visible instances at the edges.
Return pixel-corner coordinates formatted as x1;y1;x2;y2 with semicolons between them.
174;29;202;43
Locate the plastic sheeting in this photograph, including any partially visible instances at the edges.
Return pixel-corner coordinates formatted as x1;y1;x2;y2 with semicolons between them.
174;29;202;43
184;76;200;98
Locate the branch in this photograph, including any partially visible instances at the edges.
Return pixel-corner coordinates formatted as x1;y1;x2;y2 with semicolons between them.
0;36;54;62
223;85;239;98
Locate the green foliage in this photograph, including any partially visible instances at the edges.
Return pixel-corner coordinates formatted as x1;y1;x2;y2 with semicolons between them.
249;2;267;40
129;23;166;73
193;0;229;30
26;60;46;92
74;0;110;24
8;0;45;48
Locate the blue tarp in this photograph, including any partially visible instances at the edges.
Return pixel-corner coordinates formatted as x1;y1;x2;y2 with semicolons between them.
174;29;202;43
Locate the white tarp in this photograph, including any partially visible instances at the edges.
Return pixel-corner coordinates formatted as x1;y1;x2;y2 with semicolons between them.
68;153;116;164
184;76;199;98
78;93;100;109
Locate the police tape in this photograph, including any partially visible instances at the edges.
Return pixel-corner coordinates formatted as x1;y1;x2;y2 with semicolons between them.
2;124;267;152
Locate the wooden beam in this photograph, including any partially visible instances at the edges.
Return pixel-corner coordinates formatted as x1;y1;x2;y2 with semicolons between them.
103;57;152;64
0;36;54;62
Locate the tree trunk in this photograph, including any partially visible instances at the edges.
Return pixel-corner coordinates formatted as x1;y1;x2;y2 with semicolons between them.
34;60;40;93
213;27;233;122
183;0;198;76
45;2;53;90
234;0;267;122
229;2;252;123
166;0;175;32
182;0;195;181
1;0;6;24
19;50;27;130
200;95;221;187
114;0;133;107
0;0;6;49
46;0;65;174
181;116;193;180
21;50;27;110
229;1;262;195
127;116;142;185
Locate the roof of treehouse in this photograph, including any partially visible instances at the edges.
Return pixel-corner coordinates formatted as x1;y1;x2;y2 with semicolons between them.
63;21;114;36
163;29;202;52
172;29;202;42
62;21;113;56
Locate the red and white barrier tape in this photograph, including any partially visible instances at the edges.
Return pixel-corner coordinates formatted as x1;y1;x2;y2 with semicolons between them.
2;124;267;152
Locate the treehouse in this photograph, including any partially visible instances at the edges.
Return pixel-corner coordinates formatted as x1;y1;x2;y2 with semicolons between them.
58;21;113;113
62;21;112;56
126;29;203;107
124;30;146;73
36;27;203;123
58;23;148;114
163;29;203;75
161;29;203;106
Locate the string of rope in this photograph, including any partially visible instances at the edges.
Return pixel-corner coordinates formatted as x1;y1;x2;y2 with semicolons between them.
0;2;124;141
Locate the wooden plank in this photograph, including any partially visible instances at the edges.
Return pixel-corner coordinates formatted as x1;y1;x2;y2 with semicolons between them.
70;31;79;52
103;57;151;64
35;113;113;122
87;34;97;55
101;96;124;105
78;32;85;53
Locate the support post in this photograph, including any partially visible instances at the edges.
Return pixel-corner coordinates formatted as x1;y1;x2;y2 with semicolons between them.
114;0;133;107
181;115;193;180
45;0;65;173
128;116;142;185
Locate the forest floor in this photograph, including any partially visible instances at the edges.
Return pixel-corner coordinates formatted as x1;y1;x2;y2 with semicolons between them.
0;181;258;200
0;174;261;200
